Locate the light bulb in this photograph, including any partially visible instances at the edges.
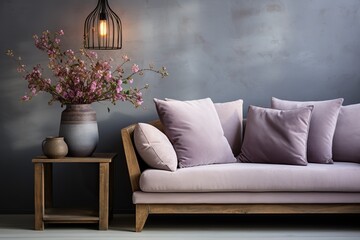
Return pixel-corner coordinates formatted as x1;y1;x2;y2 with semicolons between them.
99;20;107;36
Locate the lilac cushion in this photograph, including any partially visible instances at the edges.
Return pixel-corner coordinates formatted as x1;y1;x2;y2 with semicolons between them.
165;98;244;156
333;104;360;163
154;98;237;168
271;97;343;164
213;100;243;156
238;105;313;165
134;123;178;171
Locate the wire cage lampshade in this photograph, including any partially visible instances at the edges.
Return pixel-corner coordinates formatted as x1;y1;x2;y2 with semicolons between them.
84;0;122;50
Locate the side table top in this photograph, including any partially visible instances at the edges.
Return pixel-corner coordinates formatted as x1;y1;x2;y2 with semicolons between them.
32;153;117;163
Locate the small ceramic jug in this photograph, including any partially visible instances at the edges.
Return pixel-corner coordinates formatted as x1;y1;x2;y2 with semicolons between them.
42;137;68;159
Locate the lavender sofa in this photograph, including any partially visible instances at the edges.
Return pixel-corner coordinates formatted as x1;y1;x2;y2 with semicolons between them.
121;119;360;232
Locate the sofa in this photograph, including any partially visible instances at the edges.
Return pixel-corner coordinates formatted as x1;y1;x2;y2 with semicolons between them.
121;97;360;232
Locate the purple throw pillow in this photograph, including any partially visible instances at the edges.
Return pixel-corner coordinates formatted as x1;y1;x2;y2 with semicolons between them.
154;98;237;168
165;98;244;156
238;105;313;165
333;104;360;163
271;97;343;164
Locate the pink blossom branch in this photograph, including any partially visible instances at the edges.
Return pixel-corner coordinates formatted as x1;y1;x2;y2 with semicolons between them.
5;29;169;108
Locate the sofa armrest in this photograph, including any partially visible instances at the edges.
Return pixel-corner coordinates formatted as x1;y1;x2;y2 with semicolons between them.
121;124;142;192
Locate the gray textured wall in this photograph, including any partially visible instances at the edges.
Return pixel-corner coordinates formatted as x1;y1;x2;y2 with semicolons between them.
1;0;360;213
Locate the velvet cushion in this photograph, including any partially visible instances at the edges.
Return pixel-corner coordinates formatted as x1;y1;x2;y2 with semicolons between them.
154;98;237;168
166;98;244;156
271;97;343;164
213;100;243;156
333;104;360;163
238;105;313;165
134;123;177;171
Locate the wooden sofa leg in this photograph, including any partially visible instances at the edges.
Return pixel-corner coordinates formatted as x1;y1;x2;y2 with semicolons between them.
136;204;149;232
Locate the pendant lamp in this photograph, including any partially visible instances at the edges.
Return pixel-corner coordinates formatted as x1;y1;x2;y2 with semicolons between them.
84;0;122;50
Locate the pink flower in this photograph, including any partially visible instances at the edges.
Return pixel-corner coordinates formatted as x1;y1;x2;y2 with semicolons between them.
17;64;26;73
116;80;123;93
31;67;42;77
53;67;61;76
76;91;83;98
55;38;61;44
118;94;126;101
21;95;30;101
74;77;80;85
65;49;75;58
116;86;122;94
95;71;103;79
104;71;112;81
58;30;64;36
136;99;143;106
122;55;129;61
62;91;68;99
56;84;62;93
90;81;97;93
131;64;140;73
102;61;111;70
68;90;75;98
88;51;98;59
129;78;134;84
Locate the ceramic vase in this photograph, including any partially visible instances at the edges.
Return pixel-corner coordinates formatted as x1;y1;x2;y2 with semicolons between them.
59;104;99;157
42;137;68;159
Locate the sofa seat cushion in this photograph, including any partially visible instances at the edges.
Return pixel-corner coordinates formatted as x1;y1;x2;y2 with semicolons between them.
139;162;360;192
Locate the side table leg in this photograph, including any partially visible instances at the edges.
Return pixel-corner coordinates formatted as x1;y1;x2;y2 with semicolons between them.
44;163;53;208
34;163;44;230
109;160;114;221
99;163;109;230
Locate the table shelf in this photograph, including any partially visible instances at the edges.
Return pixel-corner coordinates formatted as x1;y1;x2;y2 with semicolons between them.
44;208;99;223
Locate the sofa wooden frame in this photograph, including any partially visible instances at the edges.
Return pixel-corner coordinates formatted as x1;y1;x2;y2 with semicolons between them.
121;120;360;232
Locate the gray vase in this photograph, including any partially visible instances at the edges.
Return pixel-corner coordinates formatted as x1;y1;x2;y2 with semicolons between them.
59;104;99;157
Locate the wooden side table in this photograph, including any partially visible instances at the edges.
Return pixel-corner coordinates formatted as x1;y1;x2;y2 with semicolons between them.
32;153;117;230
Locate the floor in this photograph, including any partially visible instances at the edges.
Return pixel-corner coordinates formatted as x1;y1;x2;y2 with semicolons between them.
0;214;359;240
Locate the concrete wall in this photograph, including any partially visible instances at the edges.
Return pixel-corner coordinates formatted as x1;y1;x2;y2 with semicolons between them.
1;0;360;213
